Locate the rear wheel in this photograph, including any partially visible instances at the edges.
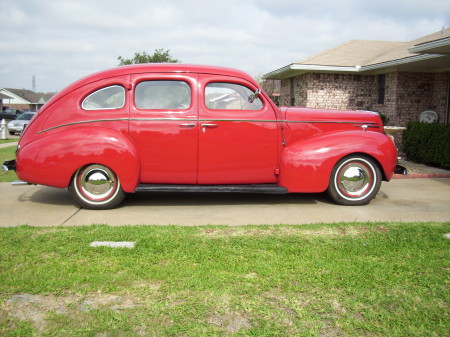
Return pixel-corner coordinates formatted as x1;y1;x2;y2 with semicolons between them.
69;164;125;209
327;155;381;205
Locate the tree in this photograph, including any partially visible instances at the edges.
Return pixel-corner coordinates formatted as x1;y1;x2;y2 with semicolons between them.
117;48;180;65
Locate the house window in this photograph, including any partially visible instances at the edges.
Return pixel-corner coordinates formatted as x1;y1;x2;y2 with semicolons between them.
378;74;386;105
290;77;295;106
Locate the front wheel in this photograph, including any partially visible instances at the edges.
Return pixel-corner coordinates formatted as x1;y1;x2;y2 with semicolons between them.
327;155;382;206
69;164;126;209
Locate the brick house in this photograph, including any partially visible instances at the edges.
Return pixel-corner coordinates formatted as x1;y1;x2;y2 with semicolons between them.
264;29;450;127
0;88;55;112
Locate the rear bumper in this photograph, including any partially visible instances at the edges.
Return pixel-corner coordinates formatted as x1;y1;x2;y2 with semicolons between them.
395;164;407;175
2;159;16;173
2;159;30;186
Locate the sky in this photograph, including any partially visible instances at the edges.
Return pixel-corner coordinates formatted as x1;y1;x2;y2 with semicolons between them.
0;0;449;93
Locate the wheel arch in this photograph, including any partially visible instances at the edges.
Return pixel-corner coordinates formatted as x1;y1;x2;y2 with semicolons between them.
278;131;397;193
17;127;141;192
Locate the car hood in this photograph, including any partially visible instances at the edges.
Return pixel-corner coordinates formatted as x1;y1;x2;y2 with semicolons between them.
280;106;382;127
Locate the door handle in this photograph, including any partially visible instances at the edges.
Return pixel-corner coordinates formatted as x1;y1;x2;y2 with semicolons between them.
179;123;196;128
201;123;218;133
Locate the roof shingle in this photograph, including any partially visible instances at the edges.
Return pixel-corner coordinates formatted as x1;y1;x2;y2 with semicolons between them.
295;28;450;68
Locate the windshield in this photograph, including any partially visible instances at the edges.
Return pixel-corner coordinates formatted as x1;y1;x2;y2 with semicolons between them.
17;113;35;120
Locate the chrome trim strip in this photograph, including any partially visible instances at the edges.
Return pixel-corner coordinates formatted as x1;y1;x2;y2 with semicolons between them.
38;118;129;133
38;117;379;133
199;118;277;123
131;118;197;122
284;120;378;125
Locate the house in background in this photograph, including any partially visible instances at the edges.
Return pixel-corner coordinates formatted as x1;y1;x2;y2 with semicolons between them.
264;28;450;127
0;93;12;112
0;88;55;112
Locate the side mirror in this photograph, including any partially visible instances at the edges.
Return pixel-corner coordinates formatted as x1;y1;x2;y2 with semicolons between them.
248;88;261;103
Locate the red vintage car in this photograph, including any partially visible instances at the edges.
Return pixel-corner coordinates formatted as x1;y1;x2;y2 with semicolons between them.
3;64;401;209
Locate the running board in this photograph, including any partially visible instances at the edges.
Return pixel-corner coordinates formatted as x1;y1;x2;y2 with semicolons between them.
135;184;288;194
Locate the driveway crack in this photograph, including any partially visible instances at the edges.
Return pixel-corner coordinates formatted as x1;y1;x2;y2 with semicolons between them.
60;208;82;226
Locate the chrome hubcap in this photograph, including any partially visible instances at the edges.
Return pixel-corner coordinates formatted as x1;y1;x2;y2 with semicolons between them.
336;160;374;199
77;165;117;201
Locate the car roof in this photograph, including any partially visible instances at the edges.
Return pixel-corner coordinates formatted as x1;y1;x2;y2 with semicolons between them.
44;64;257;110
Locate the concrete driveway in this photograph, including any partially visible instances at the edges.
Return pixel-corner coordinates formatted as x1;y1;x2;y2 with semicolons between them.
0;178;449;227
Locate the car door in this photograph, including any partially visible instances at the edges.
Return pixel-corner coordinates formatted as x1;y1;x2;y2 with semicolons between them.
129;73;198;184
198;75;279;184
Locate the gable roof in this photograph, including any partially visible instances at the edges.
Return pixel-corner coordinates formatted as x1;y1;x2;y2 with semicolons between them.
0;88;55;104
0;93;13;100
297;40;404;67
265;28;450;79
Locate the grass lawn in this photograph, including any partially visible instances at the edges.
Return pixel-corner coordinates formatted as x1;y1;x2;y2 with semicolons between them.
0;222;448;336
0;146;17;182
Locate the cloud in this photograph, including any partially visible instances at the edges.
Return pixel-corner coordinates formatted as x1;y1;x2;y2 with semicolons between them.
0;0;448;92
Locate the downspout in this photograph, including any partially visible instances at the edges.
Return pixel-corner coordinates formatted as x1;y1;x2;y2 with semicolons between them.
446;72;450;125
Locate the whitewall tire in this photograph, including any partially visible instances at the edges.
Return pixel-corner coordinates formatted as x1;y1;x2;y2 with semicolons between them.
327;155;382;206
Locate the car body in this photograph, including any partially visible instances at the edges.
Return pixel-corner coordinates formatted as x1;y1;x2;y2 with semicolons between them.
3;64;400;209
7;112;36;135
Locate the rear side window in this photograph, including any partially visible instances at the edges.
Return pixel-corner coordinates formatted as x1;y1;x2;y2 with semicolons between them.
205;82;263;110
135;81;191;109
82;85;125;110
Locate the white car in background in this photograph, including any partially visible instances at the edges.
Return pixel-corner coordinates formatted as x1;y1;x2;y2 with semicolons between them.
7;112;36;135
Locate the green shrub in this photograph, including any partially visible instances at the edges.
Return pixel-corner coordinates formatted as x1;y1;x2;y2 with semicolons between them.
403;122;450;168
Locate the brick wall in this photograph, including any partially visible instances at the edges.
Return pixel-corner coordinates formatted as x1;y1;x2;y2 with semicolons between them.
431;72;449;124
280;80;290;106
280;71;449;151
5;104;30;110
281;71;449;126
281;73;380;111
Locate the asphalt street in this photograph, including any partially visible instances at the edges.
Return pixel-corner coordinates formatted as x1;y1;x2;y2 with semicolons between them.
0;178;449;227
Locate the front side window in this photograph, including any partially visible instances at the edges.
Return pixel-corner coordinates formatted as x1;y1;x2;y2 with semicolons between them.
82;85;125;110
205;83;263;110
135;81;191;109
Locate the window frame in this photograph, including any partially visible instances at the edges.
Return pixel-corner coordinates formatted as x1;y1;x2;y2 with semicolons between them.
81;85;126;111
204;82;264;111
134;80;192;110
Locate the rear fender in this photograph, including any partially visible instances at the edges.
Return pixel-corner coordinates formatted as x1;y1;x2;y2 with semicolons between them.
16;127;140;192
278;131;397;192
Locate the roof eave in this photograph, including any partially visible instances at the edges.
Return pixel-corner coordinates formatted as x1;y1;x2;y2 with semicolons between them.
263;54;445;79
361;54;444;72
264;64;361;79
409;37;450;54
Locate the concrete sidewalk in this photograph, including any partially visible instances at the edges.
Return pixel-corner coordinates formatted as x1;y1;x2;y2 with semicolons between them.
0;178;449;227
0;141;18;149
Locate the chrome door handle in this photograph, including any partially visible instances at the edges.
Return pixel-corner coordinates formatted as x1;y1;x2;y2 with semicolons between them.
179;123;196;128
201;123;218;133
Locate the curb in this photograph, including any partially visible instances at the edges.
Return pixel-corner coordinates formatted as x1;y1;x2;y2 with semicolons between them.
393;173;450;179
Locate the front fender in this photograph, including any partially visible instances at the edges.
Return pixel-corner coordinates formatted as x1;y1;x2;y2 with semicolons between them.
278;131;397;192
16;127;140;192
